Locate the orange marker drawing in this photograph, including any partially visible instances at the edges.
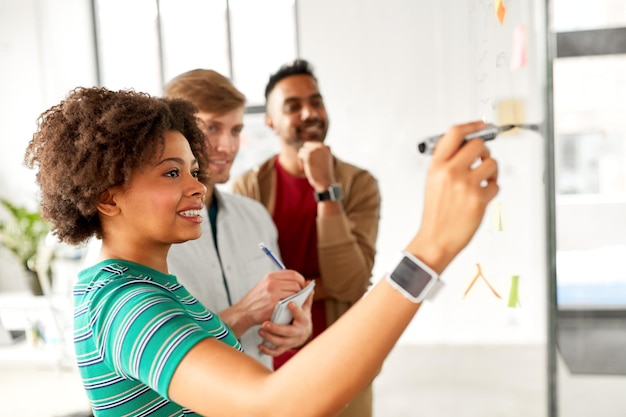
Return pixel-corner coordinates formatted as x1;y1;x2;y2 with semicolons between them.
495;0;506;25
463;263;502;299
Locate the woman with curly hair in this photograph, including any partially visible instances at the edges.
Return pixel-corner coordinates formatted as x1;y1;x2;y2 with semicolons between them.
25;86;498;417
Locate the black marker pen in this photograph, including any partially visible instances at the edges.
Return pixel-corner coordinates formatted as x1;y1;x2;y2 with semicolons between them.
417;123;539;155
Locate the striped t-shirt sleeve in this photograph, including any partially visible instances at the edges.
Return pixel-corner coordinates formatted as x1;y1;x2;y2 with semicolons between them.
90;280;213;398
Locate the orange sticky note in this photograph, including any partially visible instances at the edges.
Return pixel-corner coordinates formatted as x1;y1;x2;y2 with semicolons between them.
510;24;527;70
495;0;506;25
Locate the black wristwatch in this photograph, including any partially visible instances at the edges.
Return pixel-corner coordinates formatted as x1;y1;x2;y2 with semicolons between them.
314;183;344;202
386;252;443;303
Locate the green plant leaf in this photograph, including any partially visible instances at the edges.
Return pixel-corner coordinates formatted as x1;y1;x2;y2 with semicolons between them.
0;198;51;269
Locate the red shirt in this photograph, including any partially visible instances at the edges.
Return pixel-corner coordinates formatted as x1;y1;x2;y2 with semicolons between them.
272;158;327;369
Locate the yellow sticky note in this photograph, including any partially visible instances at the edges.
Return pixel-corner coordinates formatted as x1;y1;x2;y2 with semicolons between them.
507;275;520;307
495;0;506;25
496;98;525;125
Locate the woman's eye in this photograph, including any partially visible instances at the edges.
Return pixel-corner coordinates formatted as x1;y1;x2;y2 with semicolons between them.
192;169;200;179
165;168;180;178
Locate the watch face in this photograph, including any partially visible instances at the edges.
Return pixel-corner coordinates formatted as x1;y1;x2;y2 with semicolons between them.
390;256;432;298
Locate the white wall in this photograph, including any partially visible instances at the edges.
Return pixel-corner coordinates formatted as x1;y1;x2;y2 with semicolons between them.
0;0;96;204
556;195;626;251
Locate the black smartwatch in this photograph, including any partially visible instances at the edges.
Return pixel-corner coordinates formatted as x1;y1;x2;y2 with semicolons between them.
314;183;343;202
386;252;442;303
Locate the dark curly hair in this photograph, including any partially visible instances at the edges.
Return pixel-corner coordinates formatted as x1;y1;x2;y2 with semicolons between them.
264;59;318;100
24;87;210;245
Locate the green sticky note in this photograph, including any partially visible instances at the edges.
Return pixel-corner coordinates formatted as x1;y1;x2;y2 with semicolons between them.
507;275;520;308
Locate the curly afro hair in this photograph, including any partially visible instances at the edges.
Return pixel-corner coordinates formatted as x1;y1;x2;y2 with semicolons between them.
24;87;210;245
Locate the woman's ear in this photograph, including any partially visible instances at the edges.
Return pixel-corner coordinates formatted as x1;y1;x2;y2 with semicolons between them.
97;189;120;217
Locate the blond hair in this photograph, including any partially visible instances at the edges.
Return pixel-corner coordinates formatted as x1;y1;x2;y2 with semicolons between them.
164;69;246;115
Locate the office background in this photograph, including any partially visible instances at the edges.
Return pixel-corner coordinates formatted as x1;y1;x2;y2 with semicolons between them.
0;0;625;416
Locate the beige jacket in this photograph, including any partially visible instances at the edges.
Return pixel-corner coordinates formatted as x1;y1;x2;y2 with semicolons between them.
232;155;381;327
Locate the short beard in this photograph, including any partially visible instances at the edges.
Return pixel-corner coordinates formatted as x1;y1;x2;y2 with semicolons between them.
286;137;305;150
288;132;325;149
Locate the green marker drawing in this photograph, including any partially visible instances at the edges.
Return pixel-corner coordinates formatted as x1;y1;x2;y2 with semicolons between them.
507;275;520;308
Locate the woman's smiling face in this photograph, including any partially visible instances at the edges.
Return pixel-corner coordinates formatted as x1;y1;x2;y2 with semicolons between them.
114;130;207;246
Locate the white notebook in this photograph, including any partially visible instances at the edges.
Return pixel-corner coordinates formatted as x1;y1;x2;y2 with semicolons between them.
270;280;316;325
263;281;316;349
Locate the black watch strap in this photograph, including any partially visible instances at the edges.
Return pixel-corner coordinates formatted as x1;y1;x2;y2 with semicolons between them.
314;183;344;202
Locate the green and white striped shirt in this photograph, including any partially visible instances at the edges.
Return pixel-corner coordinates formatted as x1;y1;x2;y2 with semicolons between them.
74;259;242;416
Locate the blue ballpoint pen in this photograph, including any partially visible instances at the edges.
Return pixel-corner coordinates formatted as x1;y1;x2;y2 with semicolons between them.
417;123;540;155
259;242;286;270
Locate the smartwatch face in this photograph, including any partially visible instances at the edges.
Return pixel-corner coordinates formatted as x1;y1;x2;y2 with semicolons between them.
390;256;432;298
